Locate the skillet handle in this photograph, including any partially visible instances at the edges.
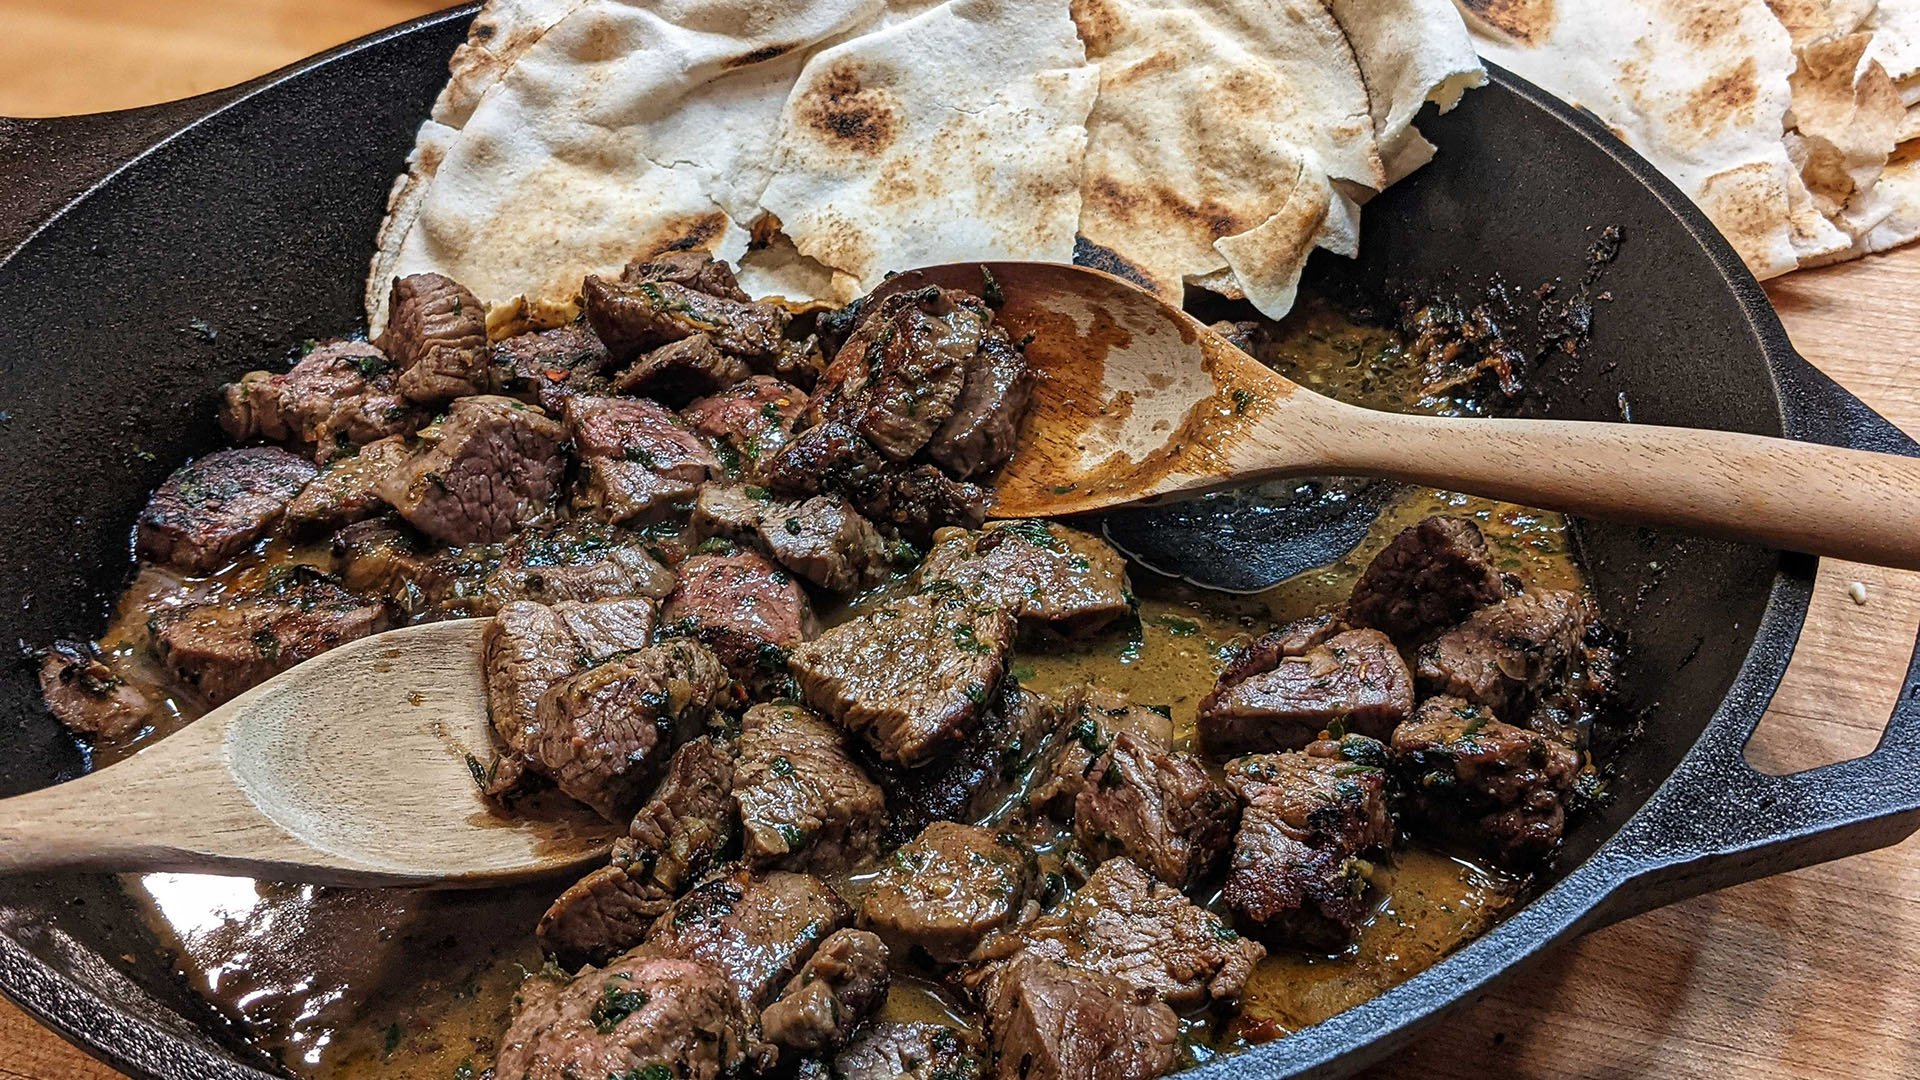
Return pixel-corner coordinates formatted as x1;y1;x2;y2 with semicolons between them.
1591;388;1920;926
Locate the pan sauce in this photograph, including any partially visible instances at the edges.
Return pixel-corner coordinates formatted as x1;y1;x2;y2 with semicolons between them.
116;293;1587;1078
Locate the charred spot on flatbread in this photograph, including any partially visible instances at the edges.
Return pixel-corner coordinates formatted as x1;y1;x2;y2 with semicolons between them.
1458;0;1555;46
797;60;902;156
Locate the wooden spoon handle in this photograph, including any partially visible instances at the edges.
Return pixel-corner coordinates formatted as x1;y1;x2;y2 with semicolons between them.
1307;411;1920;569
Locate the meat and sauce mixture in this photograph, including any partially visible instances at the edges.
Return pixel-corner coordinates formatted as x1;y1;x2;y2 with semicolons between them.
38;256;1620;1079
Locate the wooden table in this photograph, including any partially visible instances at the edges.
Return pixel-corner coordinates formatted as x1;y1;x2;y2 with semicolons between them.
2;2;1916;1077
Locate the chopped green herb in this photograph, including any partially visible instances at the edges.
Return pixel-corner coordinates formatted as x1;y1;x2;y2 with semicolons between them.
622;444;660;467
769;756;796;778
590;979;651;1033
951;623;992;654
784;516;803;535
744;484;770;501
980;266;1005;307
382;1022;404;1055
251;630;279;661
1157;615;1199;637
1231;387;1257;414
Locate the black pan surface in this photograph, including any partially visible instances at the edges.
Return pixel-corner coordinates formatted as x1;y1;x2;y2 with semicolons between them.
0;8;1917;1078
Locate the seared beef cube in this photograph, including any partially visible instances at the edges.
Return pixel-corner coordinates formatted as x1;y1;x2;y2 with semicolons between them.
1198;627;1414;756
1003;858;1261;1008
984;955;1178;1080
761;928;891;1054
1347;515;1506;643
531;639;734;820
917;522;1132;636
137;447;317;572
1416;590;1588;715
664;552;816;687
495;953;758;1080
151;568;387;705
734;703;885;873
329;517;455;614
1209;319;1268;357
38;641;152;740
859;822;1035;964
484;598;656;794
220;341;420;458
1222;736;1394;948
648;864;851;1009
1392;695;1583;863
761;495;892;594
1076;734;1236;888
808;286;987;461
682;375;807;469
927;327;1034;479
492;323;612;415
583;274;791;362
873;465;992;543
281;435;413;535
377;396;566;544
809;1020;983;1080
612;334;755;407
883;685;1062;842
1032;688;1171;810
539;735;737;965
479;521;678;609
623;249;751;301
381;273;491;405
762;422;991;545
789;587;1014;766
568;395;720;524
692;483;771;539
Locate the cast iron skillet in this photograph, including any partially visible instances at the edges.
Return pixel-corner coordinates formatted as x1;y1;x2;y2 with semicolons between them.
1;7;1918;1078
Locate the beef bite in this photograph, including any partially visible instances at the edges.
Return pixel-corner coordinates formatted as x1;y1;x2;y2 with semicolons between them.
647;863;851;1010
915;521;1132;637
567;394;722;525
612;334;755;406
530;638;735;820
492;322;612;415
733;703;886;874
789;586;1014;766
858;822;1035;964
477;520;678;610
881;684;1063;842
664;551;817;688
495;953;761;1080
681;375;808;472
280;435;413;535
762;420;992;545
1347;515;1507;644
1074;732;1237;889
380;272;492;405
1391;695;1584;863
1416;589;1588;716
583;274;791;363
624;249;751;301
927;326;1034;480
150;567;387;705
38;641;153;740
1032;688;1172;811
760;928;891;1054
219;340;420;460
1198;625;1414;756
1221;735;1395;949
694;485;893;595
137;447;318;572
329;516;457;615
376;395;567;545
807;286;987;462
803;1020;984;1080
983;954;1178;1080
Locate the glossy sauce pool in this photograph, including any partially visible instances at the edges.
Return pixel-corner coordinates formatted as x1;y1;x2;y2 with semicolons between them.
104;293;1590;1077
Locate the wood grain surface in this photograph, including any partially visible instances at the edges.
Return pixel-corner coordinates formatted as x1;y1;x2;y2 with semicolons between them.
1;2;1916;1078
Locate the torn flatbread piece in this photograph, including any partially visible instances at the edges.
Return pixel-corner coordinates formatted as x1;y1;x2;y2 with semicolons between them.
757;0;1097;292
1328;0;1488;185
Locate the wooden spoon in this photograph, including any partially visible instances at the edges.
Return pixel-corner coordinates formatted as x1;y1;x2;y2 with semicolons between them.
0;620;619;888
884;262;1920;570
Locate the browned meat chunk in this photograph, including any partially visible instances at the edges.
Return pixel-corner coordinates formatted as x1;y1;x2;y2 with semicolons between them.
612;334;755;406
624;250;751;300
1032;688;1171;811
734;703;885;874
1222;736;1394;949
219;341;419;459
492;322;612;415
584;274;790;362
381;273;491;404
1416;590;1588;716
984;955;1178;1080
761;928;891;1054
567;395;721;525
1199;627;1414;756
762;421;991;545
927;327;1034;479
681;375;807;471
477;521;679;610
280;435;413;535
809;286;987;461
881;685;1062;843
38;641;152;740
1076;735;1236;889
376;396;566;545
531;639;734;820
329;517;457;615
150;568;387;705
917;522;1132;636
789;587;1014;766
137;447;317;571
1392;695;1584;863
1347;515;1506;643
538;735;738;964
996;858;1261;1009
483;598;656;794
859;822;1035;964
664;552;816;687
495;953;758;1080
648;864;851;1009
808;1021;984;1080
694;485;891;594
1209;319;1268;357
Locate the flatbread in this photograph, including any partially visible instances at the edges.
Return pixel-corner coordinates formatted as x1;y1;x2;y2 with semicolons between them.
368;0;883;334
1787;31;1904;224
434;0;588;128
756;0;1097;291
1329;0;1488;186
